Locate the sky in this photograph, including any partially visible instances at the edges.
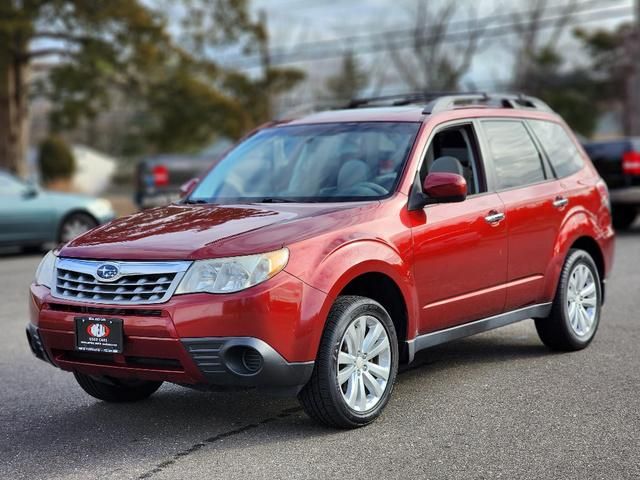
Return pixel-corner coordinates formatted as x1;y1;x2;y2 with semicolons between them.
240;0;634;99
32;0;636;113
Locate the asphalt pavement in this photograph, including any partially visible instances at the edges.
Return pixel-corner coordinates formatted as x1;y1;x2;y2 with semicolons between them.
1;224;639;480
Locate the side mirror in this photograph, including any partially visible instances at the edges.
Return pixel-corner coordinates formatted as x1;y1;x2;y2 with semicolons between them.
423;172;467;203
179;178;199;198
22;185;39;199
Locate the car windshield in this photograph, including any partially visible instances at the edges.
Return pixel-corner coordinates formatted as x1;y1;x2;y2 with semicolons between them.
0;171;27;196
187;122;421;204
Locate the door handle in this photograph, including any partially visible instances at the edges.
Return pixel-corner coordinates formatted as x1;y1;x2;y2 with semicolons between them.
553;196;569;209
484;211;505;224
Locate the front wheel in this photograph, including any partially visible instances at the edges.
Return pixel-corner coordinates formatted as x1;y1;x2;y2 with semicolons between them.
298;295;399;428
74;373;162;402
59;212;98;243
535;249;602;351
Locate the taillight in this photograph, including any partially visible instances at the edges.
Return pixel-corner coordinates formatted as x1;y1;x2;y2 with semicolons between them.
622;151;640;175
596;179;611;212
153;165;170;186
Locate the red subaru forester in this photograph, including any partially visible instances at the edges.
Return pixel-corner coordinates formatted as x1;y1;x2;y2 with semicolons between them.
27;93;614;428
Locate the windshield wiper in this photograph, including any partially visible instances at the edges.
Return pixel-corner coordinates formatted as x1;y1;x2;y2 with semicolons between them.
257;198;297;203
183;199;209;205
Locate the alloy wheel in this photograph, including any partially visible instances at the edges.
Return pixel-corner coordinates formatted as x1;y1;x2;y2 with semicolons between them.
566;263;598;337
337;315;391;412
60;216;95;243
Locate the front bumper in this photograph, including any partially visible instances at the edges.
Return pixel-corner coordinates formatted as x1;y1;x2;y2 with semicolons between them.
27;272;326;393
27;324;313;393
182;337;313;392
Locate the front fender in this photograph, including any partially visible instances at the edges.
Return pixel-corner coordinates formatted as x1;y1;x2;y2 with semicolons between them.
286;238;419;348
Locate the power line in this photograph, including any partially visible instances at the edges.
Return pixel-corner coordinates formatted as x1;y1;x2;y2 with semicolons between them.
265;0;623;39
220;0;632;69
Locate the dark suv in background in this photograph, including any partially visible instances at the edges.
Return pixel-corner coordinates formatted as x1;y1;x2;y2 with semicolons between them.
135;139;233;209
583;137;640;229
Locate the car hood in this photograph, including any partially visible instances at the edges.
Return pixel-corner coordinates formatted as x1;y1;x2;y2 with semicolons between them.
59;202;375;260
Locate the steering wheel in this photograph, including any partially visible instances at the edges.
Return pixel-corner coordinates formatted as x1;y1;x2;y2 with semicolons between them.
339;181;388;196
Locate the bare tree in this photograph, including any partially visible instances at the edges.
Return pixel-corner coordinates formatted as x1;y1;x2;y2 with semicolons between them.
387;1;487;92
509;0;578;91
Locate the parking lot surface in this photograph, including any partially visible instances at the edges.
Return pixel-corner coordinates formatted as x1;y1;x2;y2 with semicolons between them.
1;224;639;479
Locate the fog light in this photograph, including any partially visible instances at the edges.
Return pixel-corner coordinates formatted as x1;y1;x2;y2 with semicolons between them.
242;348;263;373
224;346;264;375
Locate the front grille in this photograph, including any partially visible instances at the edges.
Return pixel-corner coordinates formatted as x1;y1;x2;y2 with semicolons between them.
56;268;176;302
48;303;164;318
52;258;191;305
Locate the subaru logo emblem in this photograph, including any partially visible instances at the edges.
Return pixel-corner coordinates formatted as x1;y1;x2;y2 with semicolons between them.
96;263;119;281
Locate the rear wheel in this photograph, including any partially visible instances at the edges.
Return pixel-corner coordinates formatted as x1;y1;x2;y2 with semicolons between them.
298;295;398;428
74;373;162;402
535;249;601;351
59;212;97;243
611;205;637;230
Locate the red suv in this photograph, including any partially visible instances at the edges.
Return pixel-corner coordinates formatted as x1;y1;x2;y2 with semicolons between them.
27;93;614;428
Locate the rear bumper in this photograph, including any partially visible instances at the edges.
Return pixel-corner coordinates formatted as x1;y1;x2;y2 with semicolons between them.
135;191;180;209
609;186;640;205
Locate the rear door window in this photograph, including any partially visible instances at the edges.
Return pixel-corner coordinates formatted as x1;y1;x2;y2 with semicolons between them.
529;120;584;177
481;120;546;190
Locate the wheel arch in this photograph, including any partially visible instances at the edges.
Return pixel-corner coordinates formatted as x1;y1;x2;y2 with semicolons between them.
570;236;605;281
338;272;411;363
544;208;608;303
57;209;99;243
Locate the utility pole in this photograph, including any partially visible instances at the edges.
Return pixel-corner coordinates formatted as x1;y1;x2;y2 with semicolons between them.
632;0;640;135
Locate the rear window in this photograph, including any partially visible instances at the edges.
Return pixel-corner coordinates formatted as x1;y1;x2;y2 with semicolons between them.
482;120;546;190
529;120;584;177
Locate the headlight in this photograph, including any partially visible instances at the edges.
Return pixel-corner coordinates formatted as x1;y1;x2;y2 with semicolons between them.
175;248;289;295
34;251;57;288
88;198;114;218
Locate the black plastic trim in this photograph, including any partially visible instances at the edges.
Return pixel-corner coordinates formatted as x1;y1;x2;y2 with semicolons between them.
182;337;314;393
405;303;552;363
26;324;53;365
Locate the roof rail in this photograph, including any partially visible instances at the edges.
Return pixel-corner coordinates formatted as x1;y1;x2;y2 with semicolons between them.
422;92;553;114
346;91;486;109
343;91;553;114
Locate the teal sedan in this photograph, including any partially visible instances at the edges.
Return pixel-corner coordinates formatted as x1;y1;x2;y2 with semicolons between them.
0;170;115;249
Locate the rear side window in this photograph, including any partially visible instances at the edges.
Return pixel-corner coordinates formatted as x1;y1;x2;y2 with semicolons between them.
529;120;584;177
482;121;545;189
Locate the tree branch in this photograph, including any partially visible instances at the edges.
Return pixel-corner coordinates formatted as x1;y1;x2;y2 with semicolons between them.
23;48;74;60
31;30;91;43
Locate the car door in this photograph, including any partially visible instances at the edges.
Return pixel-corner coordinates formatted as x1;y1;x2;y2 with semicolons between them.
0;172;54;244
411;122;509;334
479;119;565;311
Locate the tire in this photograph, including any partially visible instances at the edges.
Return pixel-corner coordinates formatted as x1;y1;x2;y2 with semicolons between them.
535;249;602;351
21;244;44;254
611;205;637;230
59;212;98;244
74;372;162;402
298;295;399;429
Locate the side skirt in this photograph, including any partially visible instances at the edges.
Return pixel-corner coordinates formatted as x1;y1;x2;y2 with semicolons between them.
404;303;552;363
